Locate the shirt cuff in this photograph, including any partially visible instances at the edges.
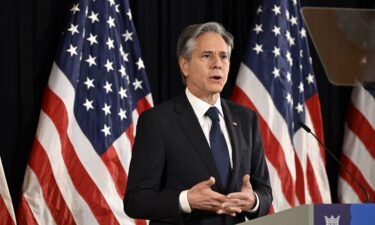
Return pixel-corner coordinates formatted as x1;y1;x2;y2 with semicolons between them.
179;190;192;213
247;192;260;212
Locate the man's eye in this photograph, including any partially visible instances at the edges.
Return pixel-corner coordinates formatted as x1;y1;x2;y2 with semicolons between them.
221;55;228;59
202;54;210;58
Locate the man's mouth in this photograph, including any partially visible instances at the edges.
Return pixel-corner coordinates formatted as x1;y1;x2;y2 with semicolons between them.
210;75;222;80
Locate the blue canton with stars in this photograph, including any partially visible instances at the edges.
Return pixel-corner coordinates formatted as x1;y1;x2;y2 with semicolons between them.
55;0;151;155
243;0;318;137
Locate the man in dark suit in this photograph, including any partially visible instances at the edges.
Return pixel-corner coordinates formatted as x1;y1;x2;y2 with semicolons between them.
124;22;272;224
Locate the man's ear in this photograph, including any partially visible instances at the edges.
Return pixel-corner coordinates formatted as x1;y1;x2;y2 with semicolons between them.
179;56;189;77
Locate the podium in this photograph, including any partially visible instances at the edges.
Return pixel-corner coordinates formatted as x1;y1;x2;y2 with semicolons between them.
238;204;375;225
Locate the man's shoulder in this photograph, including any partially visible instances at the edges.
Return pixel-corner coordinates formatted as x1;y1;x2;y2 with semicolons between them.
222;98;256;116
139;94;184;118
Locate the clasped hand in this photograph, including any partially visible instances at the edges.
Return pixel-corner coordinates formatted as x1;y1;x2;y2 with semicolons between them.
187;175;256;216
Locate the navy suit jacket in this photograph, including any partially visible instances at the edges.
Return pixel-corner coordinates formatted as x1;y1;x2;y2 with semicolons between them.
124;93;272;225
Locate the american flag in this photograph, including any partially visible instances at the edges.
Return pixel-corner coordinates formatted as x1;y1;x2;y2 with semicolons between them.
338;86;375;203
231;0;331;212
0;157;16;225
16;0;153;224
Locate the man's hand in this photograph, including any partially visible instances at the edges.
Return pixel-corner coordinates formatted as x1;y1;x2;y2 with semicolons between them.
225;175;256;213
187;177;235;216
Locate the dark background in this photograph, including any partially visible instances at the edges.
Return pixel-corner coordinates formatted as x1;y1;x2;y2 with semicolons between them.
0;0;373;210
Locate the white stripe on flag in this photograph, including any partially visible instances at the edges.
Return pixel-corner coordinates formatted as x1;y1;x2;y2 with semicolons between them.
236;63;297;181
36;111;97;224
0;158;16;224
22;166;56;225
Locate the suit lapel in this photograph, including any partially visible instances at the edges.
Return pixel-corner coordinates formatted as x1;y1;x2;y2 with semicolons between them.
221;100;243;192
174;94;222;187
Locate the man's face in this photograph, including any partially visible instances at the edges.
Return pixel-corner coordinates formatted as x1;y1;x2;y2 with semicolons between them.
180;32;230;100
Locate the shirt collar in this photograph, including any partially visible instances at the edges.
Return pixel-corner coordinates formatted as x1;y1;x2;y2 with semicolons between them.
185;88;224;120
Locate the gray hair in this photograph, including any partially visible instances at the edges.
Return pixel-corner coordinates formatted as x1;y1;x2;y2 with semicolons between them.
176;22;234;84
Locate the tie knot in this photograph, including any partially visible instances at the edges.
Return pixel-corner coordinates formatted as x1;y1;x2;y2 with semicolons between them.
205;107;220;122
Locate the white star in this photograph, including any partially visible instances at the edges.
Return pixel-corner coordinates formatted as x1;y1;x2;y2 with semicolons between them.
103;81;113;93
300;64;303;71
68;24;79;35
83;98;94;111
306;73;314;84
102;103;111;115
104;60;114;72
309;57;313;64
286;93;293;105
127;10;132;20
272;25;281;36
286;51;293;66
107;0;115;6
84;77;95;89
300;28;307;38
115;4;120;13
286;72;292;83
107;16;115;28
133;78;143;90
298;82;304;93
120;46;129;62
87;33;98;45
272;67;280;78
253;24;263;34
290;16;298;26
85;55;97;67
286;10;290;20
300;50;304;58
88;11;99;24
272;46;280;57
118;87;128;99
118;108;127;120
253;43;263;54
106;37;115;50
286;31;295;46
256;5;263;14
118;65;126;77
101;124;111;136
70;3;80;14
122;30;133;42
272;5;281;16
295;103;304;113
136;58;145;70
66;44;78;57
291;0;297;5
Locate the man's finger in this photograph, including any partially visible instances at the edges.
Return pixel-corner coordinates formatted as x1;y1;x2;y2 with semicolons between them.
202;176;215;187
241;174;251;190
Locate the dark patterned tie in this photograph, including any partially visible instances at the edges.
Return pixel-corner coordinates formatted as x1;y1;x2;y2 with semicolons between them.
205;107;231;188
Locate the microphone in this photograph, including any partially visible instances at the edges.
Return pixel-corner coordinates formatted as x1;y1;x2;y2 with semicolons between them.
298;121;370;203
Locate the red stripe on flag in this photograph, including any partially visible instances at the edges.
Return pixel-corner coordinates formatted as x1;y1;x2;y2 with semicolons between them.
0;197;15;225
126;124;135;149
42;87;120;224
28;139;76;224
135;219;147;225
294;150;305;204
101;145;128;199
346;103;375;159
16;196;38;225
231;86;295;207
305;94;326;162
306;156;323;203
136;97;152;115
340;154;375;202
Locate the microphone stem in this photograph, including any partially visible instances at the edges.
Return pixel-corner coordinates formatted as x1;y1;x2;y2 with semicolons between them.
309;132;371;203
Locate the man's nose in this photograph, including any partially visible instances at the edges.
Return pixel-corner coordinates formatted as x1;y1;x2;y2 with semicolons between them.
212;55;222;69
